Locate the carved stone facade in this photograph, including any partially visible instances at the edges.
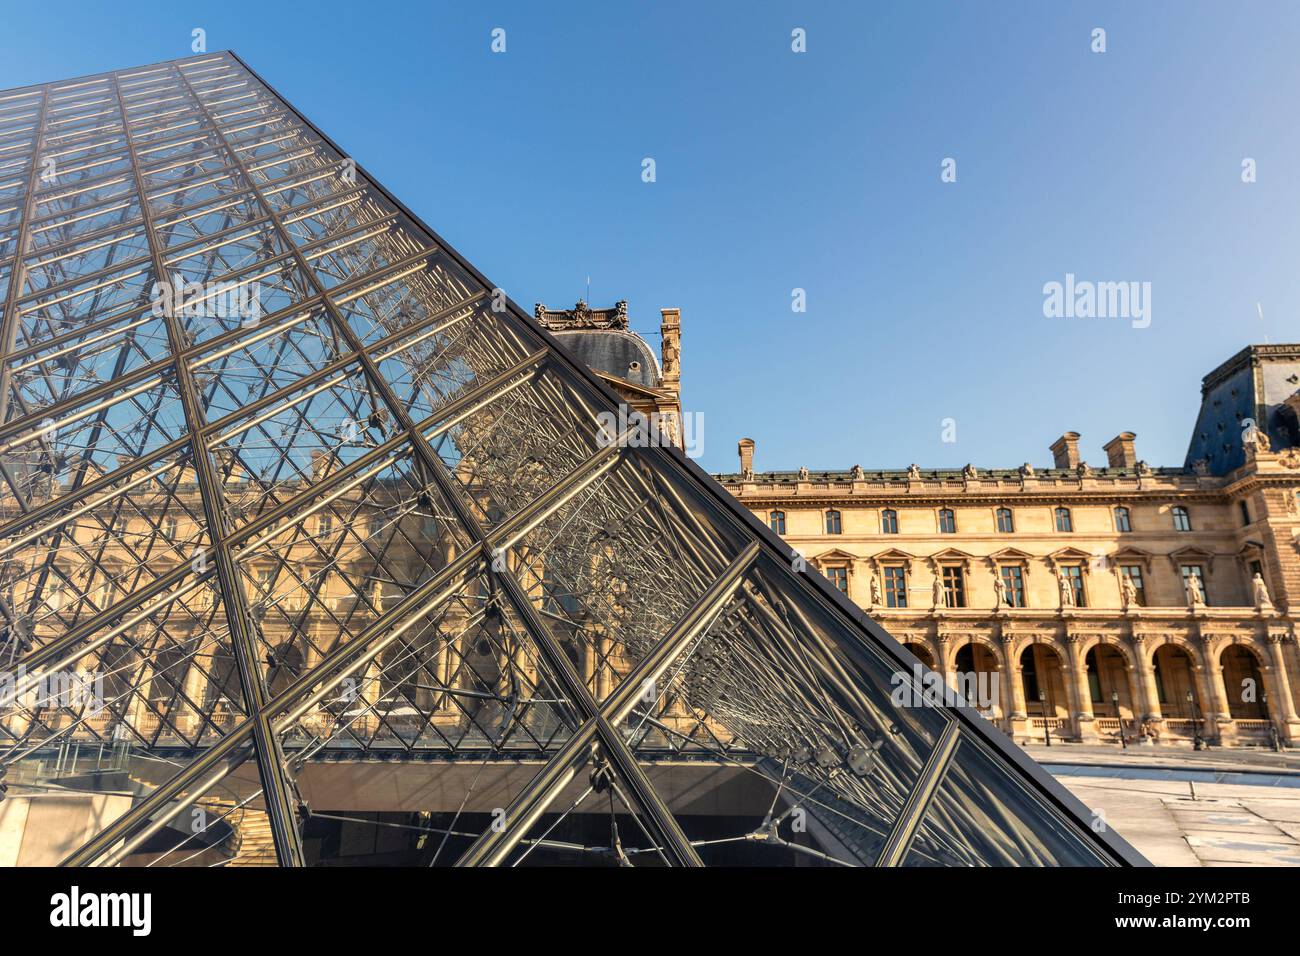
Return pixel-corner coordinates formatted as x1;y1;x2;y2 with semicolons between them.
714;344;1300;748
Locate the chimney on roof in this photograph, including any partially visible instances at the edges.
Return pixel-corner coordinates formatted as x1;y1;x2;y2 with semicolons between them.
1050;432;1081;470
659;308;681;391
1103;432;1138;469
738;438;755;476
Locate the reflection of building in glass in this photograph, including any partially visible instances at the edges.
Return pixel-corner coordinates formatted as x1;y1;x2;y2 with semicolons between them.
0;52;1138;869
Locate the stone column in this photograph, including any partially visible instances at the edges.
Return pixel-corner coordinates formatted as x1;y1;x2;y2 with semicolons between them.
1190;660;1222;743
1197;648;1230;743
1131;636;1163;723
1267;632;1300;743
936;632;955;694
1001;636;1027;741
1065;636;1097;742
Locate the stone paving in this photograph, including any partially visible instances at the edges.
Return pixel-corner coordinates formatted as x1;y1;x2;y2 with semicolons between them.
1027;745;1300;866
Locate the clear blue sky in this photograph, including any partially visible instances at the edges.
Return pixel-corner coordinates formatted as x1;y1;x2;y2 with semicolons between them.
4;1;1298;473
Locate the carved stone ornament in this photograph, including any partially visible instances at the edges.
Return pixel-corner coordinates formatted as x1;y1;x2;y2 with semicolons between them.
533;299;629;331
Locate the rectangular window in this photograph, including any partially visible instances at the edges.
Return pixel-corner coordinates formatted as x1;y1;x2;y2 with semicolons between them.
881;510;898;534
1063;565;1086;607
884;566;907;607
825;510;842;534
1114;506;1131;532
1120;565;1146;606
769;511;786;535
1054;507;1073;532
942;566;966;608
1173;506;1191;532
999;565;1025;607
826;567;848;593
938;509;956;533
996;508;1014;533
1239;501;1251;526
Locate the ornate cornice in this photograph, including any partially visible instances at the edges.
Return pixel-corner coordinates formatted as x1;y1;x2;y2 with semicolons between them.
534;299;629;331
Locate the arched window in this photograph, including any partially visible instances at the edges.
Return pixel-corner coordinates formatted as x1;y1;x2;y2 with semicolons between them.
1054;507;1073;532
1113;506;1131;532
769;511;786;535
1172;506;1191;532
825;509;842;534
996;507;1014;533
938;508;956;533
880;509;898;534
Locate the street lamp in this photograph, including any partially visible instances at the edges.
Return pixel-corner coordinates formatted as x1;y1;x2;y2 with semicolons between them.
1263;690;1281;752
1187;689;1204;751
1112;690;1127;749
1038;686;1051;747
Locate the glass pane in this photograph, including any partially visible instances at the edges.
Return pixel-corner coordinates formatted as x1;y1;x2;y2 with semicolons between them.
905;736;1110;867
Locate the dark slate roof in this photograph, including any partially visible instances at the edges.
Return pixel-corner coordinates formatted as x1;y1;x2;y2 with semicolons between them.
553;329;660;389
1184;344;1300;475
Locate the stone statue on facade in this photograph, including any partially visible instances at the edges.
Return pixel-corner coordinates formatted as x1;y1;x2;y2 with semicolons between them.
1246;424;1271;452
1186;574;1206;607
993;574;1005;608
908;463;921;480
798;466;809;480
932;575;947;609
1121;573;1138;608
1253;573;1273;610
851;464;865;480
1058;571;1075;608
870;575;882;608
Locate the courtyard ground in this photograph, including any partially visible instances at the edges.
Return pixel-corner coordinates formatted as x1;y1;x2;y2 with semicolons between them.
1028;744;1300;866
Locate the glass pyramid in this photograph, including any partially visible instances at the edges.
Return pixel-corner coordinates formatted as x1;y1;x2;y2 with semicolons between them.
0;51;1145;867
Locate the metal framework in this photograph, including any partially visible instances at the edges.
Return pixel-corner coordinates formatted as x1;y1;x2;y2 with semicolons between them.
0;51;1146;867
